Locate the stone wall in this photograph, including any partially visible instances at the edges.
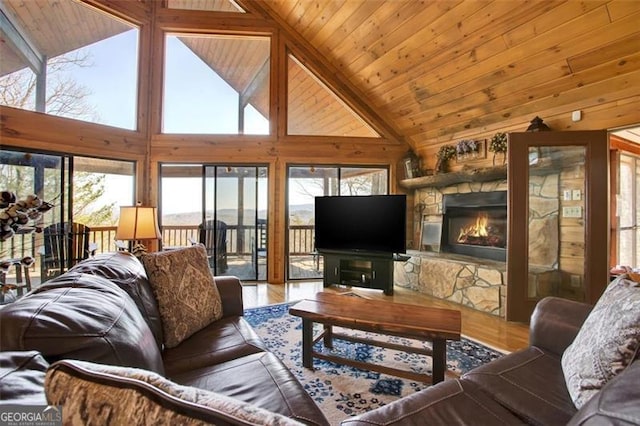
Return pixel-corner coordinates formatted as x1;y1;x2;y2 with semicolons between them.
406;179;509;317
395;251;506;317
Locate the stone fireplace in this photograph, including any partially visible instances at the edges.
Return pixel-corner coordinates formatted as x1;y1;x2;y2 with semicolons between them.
395;179;509;317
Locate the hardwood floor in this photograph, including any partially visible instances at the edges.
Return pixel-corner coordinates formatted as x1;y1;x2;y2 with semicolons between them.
242;281;530;353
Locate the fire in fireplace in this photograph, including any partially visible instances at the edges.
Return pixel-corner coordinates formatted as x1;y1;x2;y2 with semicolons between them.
441;191;507;261
456;212;505;248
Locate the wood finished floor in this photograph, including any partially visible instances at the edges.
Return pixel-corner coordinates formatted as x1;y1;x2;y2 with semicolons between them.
241;281;530;353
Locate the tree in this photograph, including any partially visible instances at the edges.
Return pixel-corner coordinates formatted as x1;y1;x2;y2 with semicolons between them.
0;51;113;227
0;51;99;121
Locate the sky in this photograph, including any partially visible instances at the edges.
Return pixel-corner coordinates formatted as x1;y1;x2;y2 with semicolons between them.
68;30;268;134
2;22;323;219
62;29;271;215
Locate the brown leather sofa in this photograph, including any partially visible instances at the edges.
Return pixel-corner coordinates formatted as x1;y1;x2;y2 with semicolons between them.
2;253;638;425
0;251;328;426
341;296;640;425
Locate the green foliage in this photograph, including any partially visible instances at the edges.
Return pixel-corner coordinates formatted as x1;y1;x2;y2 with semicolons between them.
437;145;457;161
0;165;114;227
71;172;116;226
489;132;508;153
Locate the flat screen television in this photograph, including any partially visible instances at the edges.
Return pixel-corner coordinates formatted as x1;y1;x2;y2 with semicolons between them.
314;195;406;256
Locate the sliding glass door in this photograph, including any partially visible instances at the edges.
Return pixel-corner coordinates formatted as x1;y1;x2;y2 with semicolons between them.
1;149;135;285
160;164;268;281
287;166;388;280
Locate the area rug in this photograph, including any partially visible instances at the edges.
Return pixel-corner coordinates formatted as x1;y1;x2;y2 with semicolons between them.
244;302;504;425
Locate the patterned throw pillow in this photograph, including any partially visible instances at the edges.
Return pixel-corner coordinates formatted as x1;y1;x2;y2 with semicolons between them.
561;275;640;408
142;245;223;348
45;359;304;426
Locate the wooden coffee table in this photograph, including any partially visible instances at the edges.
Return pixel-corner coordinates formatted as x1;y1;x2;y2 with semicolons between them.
289;292;461;384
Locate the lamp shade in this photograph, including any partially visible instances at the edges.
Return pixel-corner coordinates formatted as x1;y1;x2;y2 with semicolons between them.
115;206;161;241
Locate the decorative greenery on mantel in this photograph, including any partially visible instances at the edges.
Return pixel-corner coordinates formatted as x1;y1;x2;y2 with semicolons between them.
399;164;507;189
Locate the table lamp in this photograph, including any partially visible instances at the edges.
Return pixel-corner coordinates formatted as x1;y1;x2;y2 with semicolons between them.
115;204;161;257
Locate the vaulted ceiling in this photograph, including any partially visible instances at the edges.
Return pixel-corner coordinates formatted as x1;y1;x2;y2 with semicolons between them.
252;0;639;148
1;0;638;151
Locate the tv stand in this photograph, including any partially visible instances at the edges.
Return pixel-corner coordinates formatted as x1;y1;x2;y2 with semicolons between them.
322;252;394;295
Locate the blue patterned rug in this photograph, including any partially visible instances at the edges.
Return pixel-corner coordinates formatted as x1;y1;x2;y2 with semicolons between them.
244;302;504;425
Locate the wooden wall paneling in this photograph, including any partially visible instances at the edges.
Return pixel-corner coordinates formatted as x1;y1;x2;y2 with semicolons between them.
0;107;147;158
270;157;285;283
361;1;549;97
408;53;640;140
154;8;274;34
399;8;635;136
607;0;640;21
336;1;456;77
304;1;363;47
352;1;481;91
86;0;151;24
314;1;386;56
373;11;569;118
384;3;635;140
567;33;640;73
413;71;639;141
501;1;607;49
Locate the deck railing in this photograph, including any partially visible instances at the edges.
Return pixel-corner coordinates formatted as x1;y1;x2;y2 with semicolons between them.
1;224;316;264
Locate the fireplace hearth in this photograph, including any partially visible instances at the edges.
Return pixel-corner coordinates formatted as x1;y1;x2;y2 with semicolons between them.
440;191;507;261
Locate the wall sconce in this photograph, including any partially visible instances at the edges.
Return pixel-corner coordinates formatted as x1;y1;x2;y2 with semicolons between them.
115;204;161;257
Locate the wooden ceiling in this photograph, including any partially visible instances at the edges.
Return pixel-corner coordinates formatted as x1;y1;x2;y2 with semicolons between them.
1;0;638;151
254;0;639;148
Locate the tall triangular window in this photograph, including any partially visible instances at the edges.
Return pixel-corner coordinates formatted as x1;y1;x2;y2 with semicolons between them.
287;55;379;138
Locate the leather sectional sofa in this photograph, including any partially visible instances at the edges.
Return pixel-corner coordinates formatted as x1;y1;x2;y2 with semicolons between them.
1;250;638;425
0;251;329;425
342;296;639;425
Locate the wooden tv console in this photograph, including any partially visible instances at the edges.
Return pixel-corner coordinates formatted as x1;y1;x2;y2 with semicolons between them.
321;252;400;295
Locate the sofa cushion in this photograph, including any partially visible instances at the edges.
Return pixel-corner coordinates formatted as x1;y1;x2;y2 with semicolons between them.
0;351;49;405
340;379;524;426
142;245;223;349
568;361;640;425
561;275;640;408
0;272;165;375
45;359;304;426
463;346;577;426
170;352;329;426
163;316;267;377
69;251;164;347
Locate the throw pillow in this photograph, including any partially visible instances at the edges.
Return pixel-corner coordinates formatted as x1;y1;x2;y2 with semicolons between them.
45;359;304;426
561;275;640;408
142;245;223;348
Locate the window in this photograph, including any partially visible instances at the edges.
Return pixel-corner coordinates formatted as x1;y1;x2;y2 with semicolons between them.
287;54;379;137
163;34;270;134
0;0;139;130
287;166;389;279
618;153;640;268
0;149;135;284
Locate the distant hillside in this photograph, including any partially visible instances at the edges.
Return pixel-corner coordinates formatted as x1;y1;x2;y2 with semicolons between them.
162;204;314;225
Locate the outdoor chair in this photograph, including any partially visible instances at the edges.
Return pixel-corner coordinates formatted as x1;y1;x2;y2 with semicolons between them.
198;220;228;275
40;222;91;279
